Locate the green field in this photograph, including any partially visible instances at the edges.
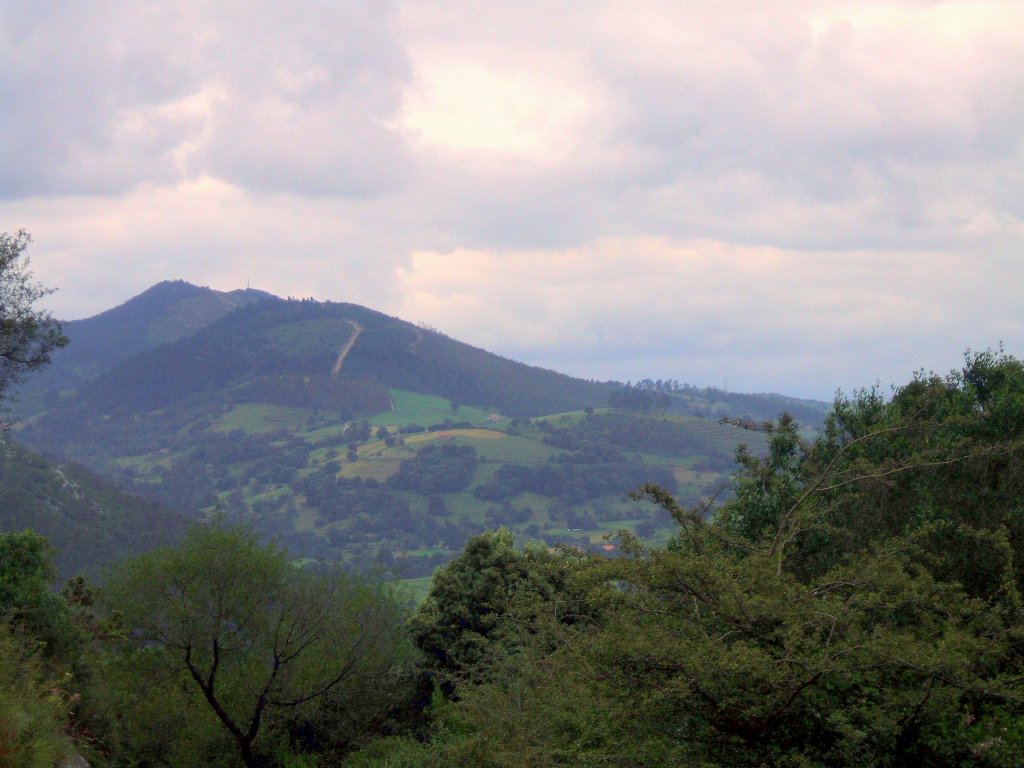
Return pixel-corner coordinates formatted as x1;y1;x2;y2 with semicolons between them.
397;575;434;605
214;403;315;434
263;318;356;356
88;394;753;581
369;389;496;428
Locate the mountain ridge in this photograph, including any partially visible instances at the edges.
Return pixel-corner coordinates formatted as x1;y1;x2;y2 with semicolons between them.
12;280;274;406
10;281;829;577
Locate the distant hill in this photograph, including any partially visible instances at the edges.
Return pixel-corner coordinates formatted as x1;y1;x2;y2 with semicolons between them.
11;280;273;406
12;281;828;577
27;294;613;424
0;438;188;581
670;386;827;429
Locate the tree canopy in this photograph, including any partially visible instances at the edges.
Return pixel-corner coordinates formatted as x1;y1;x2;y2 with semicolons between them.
0;230;67;414
354;350;1024;767
103;525;412;767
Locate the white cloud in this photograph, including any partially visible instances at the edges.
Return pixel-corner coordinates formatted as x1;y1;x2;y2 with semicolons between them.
2;0;1023;399
0;0;413;198
388;238;1012;397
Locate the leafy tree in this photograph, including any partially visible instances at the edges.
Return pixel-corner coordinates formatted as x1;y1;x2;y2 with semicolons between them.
0;622;73;768
406;489;1023;767
388;443;478;493
0;530;76;657
718;349;1024;591
410;529;590;696
576;491;1022;767
0;230;67;414
103;524;411;767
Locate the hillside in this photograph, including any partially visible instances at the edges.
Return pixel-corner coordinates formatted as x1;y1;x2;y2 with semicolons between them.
27;295;612;417
13;283;827;577
0;438;188;581
9;280;272;412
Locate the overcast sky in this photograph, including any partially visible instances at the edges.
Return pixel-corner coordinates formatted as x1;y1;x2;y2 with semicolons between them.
2;1;1022;399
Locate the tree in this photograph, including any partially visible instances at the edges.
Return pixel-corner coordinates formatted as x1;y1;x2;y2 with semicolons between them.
0;530;76;657
574;489;1022;767
409;486;1024;767
0;230;67;414
104;525;411;767
718;349;1024;592
0;622;73;768
410;529;585;692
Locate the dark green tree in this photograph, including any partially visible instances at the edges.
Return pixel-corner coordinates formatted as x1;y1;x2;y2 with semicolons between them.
0;230;67;416
718;349;1024;592
382;353;1024;767
410;529;583;691
0;621;73;768
0;530;76;657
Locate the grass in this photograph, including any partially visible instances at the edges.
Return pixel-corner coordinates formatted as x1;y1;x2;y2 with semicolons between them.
214;403;314;435
250;486;292;503
99;389;756;582
369;390;494;428
115;452;177;472
340;458;402;483
462;432;557;463
294;506;322;533
263;318;356;356
396;576;434;605
673;466;722;485
442;490;491;520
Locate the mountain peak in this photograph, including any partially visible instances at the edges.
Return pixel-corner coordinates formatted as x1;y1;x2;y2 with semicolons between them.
16;281;277;393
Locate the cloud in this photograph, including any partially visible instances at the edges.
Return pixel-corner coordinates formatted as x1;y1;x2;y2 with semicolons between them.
10;178;417;320
375;0;1024;270
2;0;1023;399
0;0;413;198
388;238;1014;397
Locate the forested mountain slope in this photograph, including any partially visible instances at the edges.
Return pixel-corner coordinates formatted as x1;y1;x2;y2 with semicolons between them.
25;292;612;419
0;438;187;580
10;280;272;413
12;283;825;577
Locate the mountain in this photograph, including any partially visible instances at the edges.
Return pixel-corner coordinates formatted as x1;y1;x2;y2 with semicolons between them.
0;438;188;581
10;280;273;410
13;282;827;577
83;297;612;416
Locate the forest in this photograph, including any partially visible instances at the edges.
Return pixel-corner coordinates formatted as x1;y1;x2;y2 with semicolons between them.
5;348;1024;767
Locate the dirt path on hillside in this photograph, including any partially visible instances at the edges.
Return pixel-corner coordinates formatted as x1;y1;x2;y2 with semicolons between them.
331;320;364;376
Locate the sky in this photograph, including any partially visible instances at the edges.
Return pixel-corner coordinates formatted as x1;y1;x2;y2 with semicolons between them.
2;1;1022;400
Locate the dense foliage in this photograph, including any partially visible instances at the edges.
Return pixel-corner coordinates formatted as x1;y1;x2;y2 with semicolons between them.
541;409;745;456
388;443;478;493
0;230;67;417
10;280;820;577
349;350;1024;767
475;450;678;502
0;622;71;768
0;440;187;580
98;526;412;767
